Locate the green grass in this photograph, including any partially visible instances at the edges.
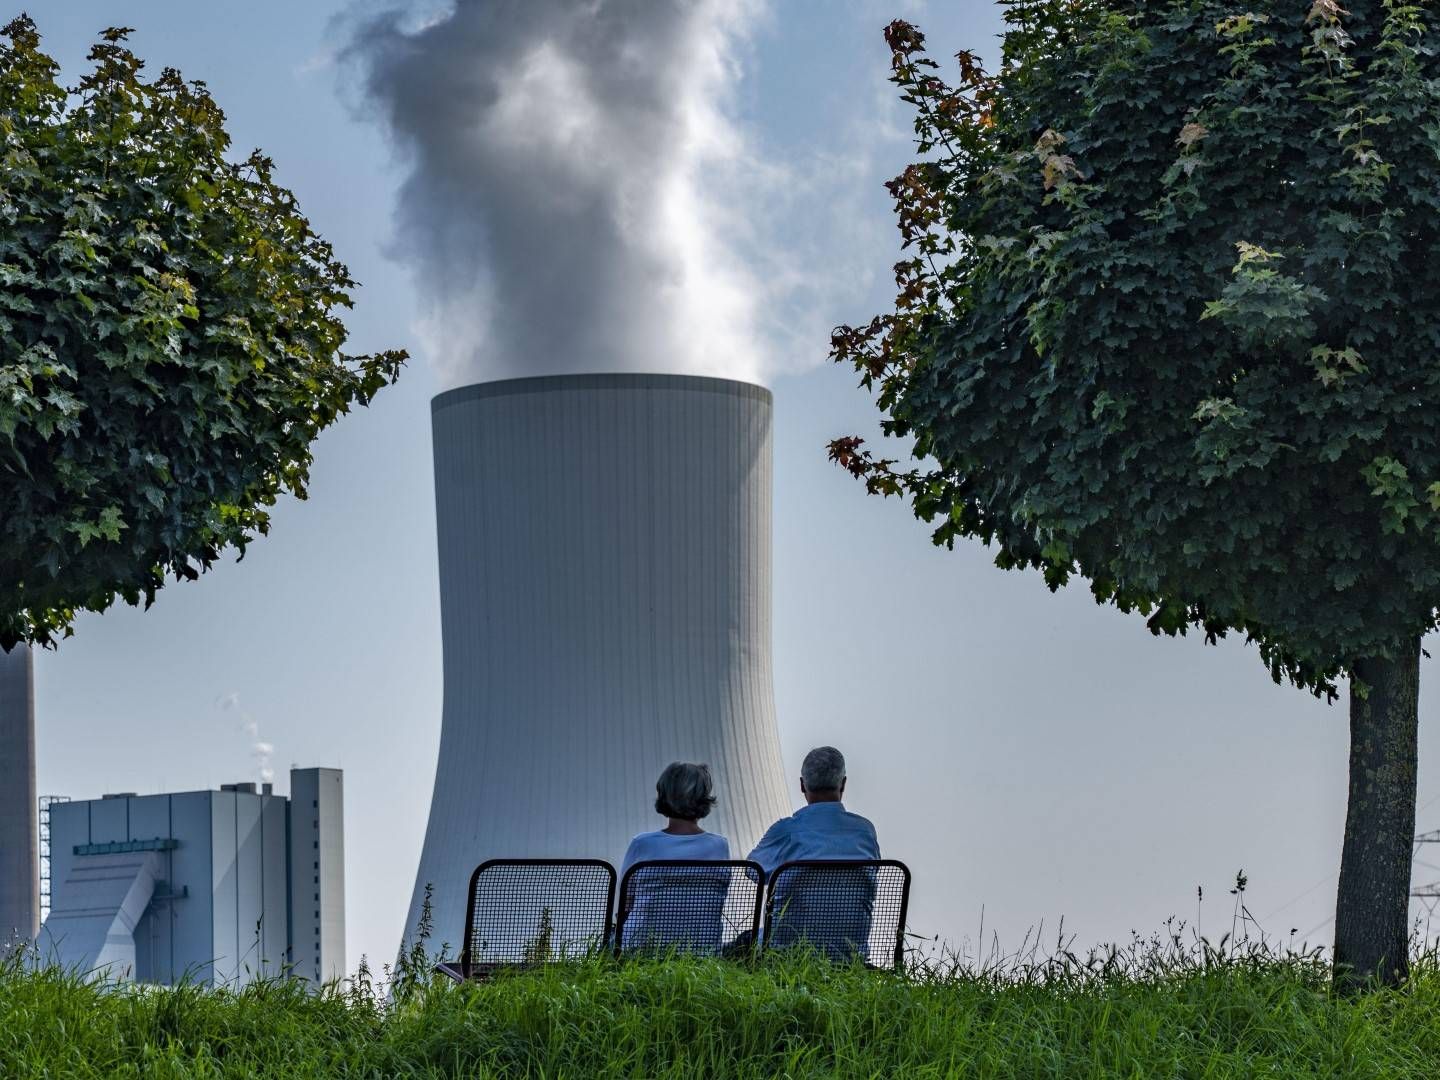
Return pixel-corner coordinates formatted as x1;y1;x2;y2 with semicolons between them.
3;945;1440;1078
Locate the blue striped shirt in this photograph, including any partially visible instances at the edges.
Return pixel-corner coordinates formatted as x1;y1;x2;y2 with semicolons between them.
746;802;880;872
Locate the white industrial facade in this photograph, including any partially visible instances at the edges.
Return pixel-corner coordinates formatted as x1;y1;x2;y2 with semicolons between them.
37;768;343;985
403;374;792;949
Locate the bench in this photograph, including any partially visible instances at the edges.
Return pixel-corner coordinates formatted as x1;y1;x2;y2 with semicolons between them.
437;856;911;980
435;858;616;982
761;859;911;971
613;859;764;958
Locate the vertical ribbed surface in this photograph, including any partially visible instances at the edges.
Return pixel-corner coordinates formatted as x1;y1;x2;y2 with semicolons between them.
403;375;791;948
0;646;37;948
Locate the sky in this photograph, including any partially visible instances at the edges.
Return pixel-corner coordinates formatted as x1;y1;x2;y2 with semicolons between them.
23;1;1440;973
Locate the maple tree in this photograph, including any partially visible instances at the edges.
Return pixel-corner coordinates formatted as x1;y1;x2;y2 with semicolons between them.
0;20;403;647
833;1;1440;988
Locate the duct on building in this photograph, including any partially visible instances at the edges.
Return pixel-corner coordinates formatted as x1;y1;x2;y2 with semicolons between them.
403;373;792;950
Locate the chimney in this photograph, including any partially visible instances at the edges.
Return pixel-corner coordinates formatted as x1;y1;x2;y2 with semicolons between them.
0;646;36;949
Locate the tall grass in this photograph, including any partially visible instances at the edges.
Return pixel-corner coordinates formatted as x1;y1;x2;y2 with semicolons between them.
4;931;1440;1078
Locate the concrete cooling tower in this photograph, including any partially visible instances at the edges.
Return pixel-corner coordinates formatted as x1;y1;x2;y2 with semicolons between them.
403;374;792;947
0;645;37;951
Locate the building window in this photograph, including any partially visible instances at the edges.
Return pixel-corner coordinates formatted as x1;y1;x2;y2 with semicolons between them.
313;841;318;849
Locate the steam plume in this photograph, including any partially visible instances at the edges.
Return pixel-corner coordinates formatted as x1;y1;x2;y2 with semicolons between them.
348;0;782;386
218;691;276;785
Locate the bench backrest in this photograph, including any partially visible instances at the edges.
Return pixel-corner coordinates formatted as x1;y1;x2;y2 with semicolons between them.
459;858;616;971
762;859;911;970
614;860;764;957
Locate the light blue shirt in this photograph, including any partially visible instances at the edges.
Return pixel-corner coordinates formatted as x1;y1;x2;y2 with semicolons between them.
620;829;730;879
746;802;880;873
618;830;731;952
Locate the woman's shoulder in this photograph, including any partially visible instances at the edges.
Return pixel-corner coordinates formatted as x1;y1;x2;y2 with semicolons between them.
628;830;729;855
697;832;730;856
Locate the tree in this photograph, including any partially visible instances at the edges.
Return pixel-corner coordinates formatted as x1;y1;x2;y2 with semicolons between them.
831;1;1440;989
0;18;404;648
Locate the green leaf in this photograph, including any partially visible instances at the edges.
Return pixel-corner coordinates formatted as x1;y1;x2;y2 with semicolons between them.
0;17;406;648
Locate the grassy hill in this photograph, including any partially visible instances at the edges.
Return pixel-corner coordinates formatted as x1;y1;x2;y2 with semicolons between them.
3;943;1439;1077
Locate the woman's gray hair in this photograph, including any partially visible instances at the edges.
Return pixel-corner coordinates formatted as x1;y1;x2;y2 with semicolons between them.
801;746;846;793
654;762;717;821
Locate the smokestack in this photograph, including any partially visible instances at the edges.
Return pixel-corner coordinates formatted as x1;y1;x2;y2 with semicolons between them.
404;374;791;945
0;646;37;950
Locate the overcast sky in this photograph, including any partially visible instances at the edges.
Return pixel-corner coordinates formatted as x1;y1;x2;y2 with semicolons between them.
25;1;1440;972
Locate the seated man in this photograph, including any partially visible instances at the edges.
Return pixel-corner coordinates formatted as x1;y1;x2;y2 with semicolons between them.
748;746;880;962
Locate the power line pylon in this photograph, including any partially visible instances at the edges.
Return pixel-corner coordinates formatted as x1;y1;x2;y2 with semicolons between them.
1412;830;1440;934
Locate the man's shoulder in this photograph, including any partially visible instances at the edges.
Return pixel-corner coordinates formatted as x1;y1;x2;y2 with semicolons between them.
840;809;880;851
838;807;877;830
764;813;803;837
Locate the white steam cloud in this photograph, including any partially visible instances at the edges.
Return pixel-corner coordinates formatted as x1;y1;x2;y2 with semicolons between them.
348;0;802;387
218;691;276;785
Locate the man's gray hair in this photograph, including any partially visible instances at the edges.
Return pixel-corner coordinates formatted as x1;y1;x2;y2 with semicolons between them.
801;746;846;793
654;762;717;821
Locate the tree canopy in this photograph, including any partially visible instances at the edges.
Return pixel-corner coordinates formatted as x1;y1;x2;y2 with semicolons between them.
0;18;404;648
832;0;1440;696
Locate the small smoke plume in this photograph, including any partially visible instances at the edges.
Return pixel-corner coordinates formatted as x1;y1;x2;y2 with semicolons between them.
348;0;787;387
217;692;276;785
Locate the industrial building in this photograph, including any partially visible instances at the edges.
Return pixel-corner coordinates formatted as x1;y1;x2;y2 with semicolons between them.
404;373;792;949
36;768;344;985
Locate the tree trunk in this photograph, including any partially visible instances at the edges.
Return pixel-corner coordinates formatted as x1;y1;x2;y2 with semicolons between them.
1333;638;1421;991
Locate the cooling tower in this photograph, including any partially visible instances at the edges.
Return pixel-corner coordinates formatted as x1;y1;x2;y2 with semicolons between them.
0;645;37;950
403;374;792;947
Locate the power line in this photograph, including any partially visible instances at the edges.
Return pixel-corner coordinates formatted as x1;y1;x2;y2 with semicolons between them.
1267;818;1440;944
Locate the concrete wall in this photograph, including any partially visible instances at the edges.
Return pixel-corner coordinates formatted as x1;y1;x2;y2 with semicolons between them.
288;767;345;983
129;794;176;983
163;791;216;984
403;374;792;951
0;646;36;948
261;795;289;975
210;790;290;984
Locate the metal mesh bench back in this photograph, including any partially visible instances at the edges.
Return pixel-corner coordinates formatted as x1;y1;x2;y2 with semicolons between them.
460;859;616;970
614;860;764;957
763;859;911;970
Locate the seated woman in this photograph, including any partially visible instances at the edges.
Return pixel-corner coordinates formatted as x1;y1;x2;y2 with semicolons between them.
618;762;731;954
